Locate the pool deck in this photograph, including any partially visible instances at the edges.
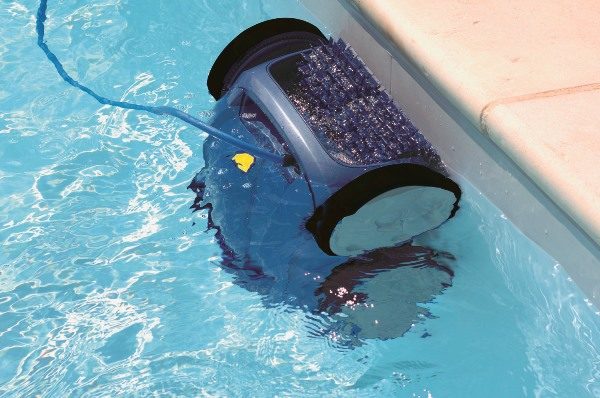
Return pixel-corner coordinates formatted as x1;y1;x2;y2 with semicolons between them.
348;0;600;248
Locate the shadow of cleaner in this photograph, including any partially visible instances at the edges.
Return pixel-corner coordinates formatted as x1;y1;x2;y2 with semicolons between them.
189;142;455;345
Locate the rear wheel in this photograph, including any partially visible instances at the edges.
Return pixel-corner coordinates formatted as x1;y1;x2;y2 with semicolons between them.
207;18;326;100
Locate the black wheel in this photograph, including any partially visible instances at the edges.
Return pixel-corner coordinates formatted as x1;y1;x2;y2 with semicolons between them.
306;164;462;256
207;18;327;100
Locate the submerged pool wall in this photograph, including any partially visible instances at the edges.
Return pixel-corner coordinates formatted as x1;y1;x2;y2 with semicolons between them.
299;0;600;307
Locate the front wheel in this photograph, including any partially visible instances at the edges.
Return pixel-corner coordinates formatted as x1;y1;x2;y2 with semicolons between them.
306;164;462;256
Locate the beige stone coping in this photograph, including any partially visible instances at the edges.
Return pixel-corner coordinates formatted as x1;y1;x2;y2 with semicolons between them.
352;0;600;246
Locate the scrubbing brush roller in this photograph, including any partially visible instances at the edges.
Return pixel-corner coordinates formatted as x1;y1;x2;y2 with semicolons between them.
199;18;461;257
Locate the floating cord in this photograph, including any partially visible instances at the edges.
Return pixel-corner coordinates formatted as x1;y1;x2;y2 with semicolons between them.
35;0;284;164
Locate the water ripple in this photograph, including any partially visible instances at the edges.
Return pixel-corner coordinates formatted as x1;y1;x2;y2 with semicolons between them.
1;0;600;397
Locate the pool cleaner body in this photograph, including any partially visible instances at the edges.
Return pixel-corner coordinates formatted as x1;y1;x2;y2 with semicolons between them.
192;18;461;259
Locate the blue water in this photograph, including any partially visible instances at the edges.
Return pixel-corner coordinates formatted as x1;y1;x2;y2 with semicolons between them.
1;1;600;397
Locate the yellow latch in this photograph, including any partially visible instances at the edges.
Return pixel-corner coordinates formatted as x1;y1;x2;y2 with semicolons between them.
232;152;255;173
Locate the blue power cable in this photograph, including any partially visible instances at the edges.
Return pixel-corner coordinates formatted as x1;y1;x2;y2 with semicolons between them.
35;0;285;165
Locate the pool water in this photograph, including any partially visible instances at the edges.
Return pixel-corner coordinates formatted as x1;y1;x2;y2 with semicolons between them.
1;1;600;397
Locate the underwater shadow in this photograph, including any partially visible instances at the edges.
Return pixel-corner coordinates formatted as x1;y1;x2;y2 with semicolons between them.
189;165;455;347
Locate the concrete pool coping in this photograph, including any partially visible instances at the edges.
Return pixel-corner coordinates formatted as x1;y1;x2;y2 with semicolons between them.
349;0;600;247
299;0;600;305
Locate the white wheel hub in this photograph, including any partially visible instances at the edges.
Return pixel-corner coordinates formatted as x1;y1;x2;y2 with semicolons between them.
329;186;456;256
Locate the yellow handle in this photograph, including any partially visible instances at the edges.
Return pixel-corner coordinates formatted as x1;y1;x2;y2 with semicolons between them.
232;153;255;173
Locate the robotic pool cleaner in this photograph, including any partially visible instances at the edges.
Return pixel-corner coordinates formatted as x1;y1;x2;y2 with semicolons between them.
192;18;461;259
